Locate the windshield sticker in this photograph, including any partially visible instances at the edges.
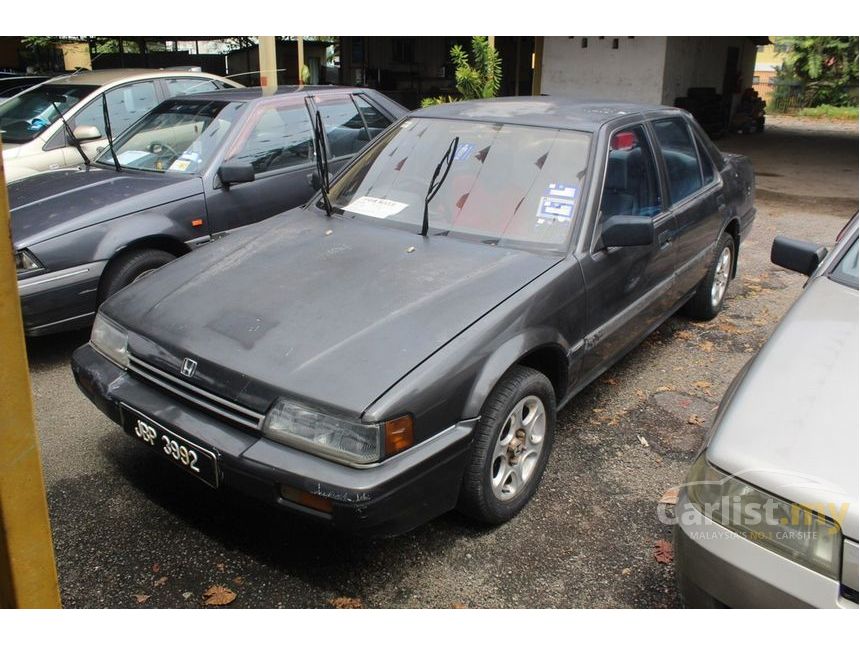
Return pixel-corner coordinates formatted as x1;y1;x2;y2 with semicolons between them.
535;183;577;224
115;150;149;165
547;183;577;199
167;159;191;172
179;151;200;163
453;143;475;161
344;196;408;219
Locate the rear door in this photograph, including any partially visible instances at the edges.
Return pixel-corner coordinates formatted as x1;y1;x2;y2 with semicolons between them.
203;96;317;234
579;122;679;379
650;115;723;299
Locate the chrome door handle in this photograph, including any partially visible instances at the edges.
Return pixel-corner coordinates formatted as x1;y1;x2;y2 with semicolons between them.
658;230;673;248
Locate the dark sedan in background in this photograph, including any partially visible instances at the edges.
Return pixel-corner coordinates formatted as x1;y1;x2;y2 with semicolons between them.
73;97;755;536
11;85;406;335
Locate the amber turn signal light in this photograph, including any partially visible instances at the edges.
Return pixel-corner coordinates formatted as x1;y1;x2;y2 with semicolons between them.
384;415;414;457
280;485;333;513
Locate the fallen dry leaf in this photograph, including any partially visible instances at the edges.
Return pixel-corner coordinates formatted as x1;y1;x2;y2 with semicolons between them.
688;414;706;426
675;329;694;341
699;340;714;353
153;576;168;588
635;389;647;400
692;380;712;391
330;596;363;609
655;385;675;393
132;594;150;604
182;592;194;600
621;567;632;576
659;487;679;505
653;539;674;564
203;585;237;607
601;377;618;386
151;563;161;574
450;602;468;609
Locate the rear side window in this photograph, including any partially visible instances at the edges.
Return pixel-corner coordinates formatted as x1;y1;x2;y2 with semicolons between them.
653;117;703;204
165;78;219;97
831;237;859;289
695;135;716;184
354;95;392;132
313;94;369;158
227;102;314;173
598;124;662;220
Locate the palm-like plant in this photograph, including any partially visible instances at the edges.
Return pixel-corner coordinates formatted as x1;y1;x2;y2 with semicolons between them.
422;37;502;107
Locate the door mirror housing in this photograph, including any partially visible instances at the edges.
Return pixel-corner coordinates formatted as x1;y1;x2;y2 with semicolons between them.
308;170;333;190
72;124;102;142
771;236;828;276
601;215;655;248
218;161;255;187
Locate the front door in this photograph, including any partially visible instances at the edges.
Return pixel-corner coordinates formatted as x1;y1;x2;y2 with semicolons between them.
204;98;318;235
578;123;679;380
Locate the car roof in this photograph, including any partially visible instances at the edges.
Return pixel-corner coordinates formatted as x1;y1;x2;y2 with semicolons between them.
45;69;224;86
412;96;684;132
168;85;368;103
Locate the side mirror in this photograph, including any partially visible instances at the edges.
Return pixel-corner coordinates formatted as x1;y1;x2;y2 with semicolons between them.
218;161;255;187
601;215;655;248
771;236;828;276
72;124;102;141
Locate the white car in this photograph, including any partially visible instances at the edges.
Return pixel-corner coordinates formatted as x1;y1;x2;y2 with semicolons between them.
0;68;241;182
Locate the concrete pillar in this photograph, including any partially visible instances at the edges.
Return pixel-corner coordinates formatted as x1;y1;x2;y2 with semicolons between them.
258;36;278;93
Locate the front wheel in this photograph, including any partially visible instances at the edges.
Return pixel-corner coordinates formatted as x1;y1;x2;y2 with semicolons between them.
98;249;176;303
458;366;556;524
683;232;735;320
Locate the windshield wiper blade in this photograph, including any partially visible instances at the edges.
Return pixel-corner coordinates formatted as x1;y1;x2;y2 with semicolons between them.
50;101;89;167
421;136;459;237
312;111;332;216
101;93;121;172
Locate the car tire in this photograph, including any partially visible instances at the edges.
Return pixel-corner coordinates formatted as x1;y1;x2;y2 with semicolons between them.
682;232;735;321
99;249;176;303
457;365;556;525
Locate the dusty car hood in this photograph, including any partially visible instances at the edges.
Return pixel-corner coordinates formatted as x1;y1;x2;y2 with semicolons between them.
708;276;859;540
9;166;202;249
104;210;562;417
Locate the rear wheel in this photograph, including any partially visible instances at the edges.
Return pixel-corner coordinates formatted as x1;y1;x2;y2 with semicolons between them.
458;366;556;524
683;232;735;320
99;249;176;303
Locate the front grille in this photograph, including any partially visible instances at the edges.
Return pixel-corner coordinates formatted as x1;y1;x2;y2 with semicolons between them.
128;355;265;432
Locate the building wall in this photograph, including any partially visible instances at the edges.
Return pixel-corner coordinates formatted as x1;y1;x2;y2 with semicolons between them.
539;36;668;104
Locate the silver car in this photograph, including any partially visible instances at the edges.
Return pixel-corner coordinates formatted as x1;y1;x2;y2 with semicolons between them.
674;213;859;608
0;69;241;182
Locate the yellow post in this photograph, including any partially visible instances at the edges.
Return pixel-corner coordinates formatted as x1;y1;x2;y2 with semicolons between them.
297;37;305;87
258;36;278;94
0;139;61;608
531;36;544;96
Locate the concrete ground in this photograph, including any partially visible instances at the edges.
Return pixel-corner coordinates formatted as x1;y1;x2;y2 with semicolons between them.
25;116;858;608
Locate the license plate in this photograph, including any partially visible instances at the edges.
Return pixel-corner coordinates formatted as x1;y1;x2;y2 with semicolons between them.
120;405;220;488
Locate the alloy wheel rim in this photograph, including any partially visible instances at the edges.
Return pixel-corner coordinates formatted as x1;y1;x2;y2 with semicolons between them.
710;246;732;309
490;395;546;501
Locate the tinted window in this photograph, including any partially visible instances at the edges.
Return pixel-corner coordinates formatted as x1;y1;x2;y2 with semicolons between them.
653;117;703;203
73;81;159;135
695;134;716;184
227;102;314;173
165;77;219;97
327;117;591;252
314;94;368;158
0;84;97;142
831;237;858;288
355;95;392;132
599;125;662;220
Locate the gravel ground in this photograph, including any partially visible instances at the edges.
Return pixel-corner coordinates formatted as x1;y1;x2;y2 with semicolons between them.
25;116;858;608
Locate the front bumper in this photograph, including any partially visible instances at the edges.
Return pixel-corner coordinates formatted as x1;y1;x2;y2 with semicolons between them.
18;261;106;336
71;343;476;537
673;489;857;608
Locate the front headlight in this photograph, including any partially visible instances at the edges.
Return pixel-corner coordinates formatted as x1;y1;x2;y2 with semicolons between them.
685;453;842;579
15;249;43;276
90;313;129;369
263;399;413;465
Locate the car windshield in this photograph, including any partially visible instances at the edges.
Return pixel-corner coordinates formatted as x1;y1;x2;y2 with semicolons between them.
327;117;592;252
0;83;97;143
830;236;858;289
96;99;241;174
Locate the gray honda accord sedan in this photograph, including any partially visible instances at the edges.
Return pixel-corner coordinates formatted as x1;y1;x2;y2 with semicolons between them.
674;214;859;608
72;97;755;536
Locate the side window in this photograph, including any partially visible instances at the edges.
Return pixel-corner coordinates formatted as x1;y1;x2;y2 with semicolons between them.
694;134;716;185
598;125;662;221
74;81;159;137
165;78;218;97
652;117;704;203
227;102;314;173
313;94;369;158
354;95;392;135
